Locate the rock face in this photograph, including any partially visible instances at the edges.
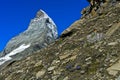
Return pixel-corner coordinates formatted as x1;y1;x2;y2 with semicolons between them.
0;0;120;80
0;10;58;67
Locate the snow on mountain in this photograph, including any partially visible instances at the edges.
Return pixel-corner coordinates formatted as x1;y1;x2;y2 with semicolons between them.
0;10;58;67
40;9;58;39
31;9;58;39
0;44;30;65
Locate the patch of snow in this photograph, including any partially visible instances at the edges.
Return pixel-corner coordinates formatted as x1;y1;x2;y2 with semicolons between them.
0;56;11;65
7;44;30;57
29;9;58;38
47;31;53;38
40;9;56;26
0;44;30;65
46;23;58;39
40;10;58;38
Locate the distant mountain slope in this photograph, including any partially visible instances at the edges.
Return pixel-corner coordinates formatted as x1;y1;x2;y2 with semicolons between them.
0;0;120;80
0;10;58;68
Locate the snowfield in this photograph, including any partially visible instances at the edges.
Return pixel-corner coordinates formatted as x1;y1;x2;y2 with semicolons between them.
0;44;30;65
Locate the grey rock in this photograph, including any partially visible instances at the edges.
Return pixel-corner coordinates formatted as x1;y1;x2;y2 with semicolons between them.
0;52;2;57
48;66;56;71
36;69;46;79
80;70;85;74
63;76;69;80
0;10;58;67
87;32;104;43
116;75;120;80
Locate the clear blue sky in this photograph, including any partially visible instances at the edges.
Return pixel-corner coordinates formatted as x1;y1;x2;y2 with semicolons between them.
0;0;89;51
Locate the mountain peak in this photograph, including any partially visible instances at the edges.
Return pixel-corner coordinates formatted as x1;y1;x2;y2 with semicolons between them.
0;9;58;67
36;9;49;18
29;9;56;31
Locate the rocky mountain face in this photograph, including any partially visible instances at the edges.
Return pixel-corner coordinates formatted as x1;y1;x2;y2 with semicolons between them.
0;10;58;68
0;0;120;80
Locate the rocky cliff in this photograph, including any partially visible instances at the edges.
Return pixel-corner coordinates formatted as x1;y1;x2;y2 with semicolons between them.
0;0;120;80
0;10;58;68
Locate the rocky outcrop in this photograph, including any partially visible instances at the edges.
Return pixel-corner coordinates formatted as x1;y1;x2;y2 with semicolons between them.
0;0;120;80
0;10;58;67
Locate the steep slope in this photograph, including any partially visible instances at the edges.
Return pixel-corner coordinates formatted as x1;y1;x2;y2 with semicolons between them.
0;0;120;80
0;10;58;68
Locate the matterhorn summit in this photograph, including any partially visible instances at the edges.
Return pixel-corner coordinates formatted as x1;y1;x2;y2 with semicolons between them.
0;10;58;67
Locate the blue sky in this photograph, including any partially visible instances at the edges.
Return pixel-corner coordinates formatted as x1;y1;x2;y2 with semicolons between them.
0;0;89;51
